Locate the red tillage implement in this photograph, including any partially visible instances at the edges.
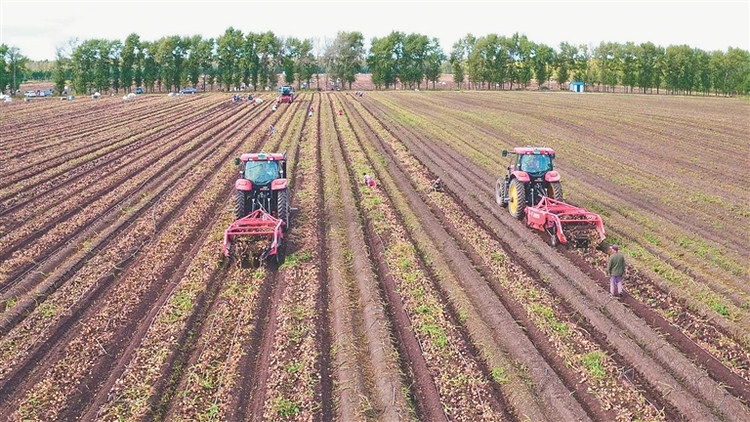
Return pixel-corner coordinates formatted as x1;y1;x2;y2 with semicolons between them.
525;196;606;247
223;208;284;262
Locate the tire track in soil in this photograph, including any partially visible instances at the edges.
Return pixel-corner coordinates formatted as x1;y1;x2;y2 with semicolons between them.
0;102;262;324
344;96;519;421
0;98;230;222
320;93;412;420
385;94;750;314
0;100;261;295
148;96;303;421
0;106;241;267
368;95;744;370
376;93;749;307
0;97;207;189
310;92;335;422
0;102;274;417
80;101;286;421
334;97;449;422
356;95;748;421
342;95;595;422
1;99;157;161
252;92;334;421
366;95;750;382
235;97;313;421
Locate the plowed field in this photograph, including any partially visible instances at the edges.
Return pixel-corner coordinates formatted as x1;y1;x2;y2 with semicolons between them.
1;91;748;421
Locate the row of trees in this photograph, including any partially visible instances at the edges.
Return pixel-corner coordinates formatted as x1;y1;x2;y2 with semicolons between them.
450;33;750;95
368;32;445;89
2;29;749;96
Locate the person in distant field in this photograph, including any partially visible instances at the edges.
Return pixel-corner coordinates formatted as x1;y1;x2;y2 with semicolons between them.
338;109;343;116
308;106;314;117
269;124;276;135
363;173;376;188
607;244;626;297
432;177;443;192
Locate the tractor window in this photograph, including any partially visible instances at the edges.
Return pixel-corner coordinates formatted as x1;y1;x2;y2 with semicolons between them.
244;161;279;185
520;154;551;173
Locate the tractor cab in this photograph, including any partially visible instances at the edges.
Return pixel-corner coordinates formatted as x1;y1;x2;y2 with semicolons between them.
243;159;281;187
518;153;553;176
507;147;555;174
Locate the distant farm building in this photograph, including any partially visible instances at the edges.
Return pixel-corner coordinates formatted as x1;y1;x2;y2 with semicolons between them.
570;81;585;92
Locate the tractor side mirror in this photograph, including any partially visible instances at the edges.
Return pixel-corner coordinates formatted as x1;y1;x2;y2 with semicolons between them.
550;153;555;159
234;157;240;166
502;150;508;157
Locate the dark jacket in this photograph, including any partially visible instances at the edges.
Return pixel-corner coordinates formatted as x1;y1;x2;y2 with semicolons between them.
607;252;626;277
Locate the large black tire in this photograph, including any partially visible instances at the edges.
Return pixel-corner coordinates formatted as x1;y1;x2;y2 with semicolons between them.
495;178;508;208
277;188;290;232
508;178;526;219
547;181;564;202
234;190;248;220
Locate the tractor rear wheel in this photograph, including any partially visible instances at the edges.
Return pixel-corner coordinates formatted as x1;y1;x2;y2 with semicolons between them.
508;179;526;219
495;178;508;208
548;181;564;202
234;190;248;220
277;188;290;232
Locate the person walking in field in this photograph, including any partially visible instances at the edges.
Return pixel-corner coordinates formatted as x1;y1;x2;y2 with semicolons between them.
607;244;626;297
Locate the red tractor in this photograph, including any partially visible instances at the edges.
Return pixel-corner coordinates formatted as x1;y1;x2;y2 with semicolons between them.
223;152;290;266
495;147;605;247
277;85;294;104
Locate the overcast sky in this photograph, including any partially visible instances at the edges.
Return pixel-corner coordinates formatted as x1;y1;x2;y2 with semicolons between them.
1;1;748;61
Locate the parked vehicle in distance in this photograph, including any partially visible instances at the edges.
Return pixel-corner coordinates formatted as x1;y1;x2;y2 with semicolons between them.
135;87;144;94
179;87;198;94
24;90;37;97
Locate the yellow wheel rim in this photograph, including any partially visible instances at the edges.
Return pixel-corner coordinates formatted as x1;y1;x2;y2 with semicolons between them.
509;184;518;214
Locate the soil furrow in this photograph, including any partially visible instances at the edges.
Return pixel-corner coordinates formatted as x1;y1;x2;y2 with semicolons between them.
357;94;747;420
347;96;591;421
0;100;259;294
0;104;264;417
322;93;413;420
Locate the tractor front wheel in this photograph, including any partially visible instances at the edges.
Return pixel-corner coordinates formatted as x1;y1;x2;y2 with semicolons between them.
508;179;526;219
548;181;564;202
234;190;248;220
495;178;508;208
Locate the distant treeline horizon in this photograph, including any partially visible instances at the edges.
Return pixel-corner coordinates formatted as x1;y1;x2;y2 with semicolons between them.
2;29;748;96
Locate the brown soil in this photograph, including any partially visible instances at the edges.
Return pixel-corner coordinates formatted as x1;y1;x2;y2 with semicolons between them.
1;90;747;422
